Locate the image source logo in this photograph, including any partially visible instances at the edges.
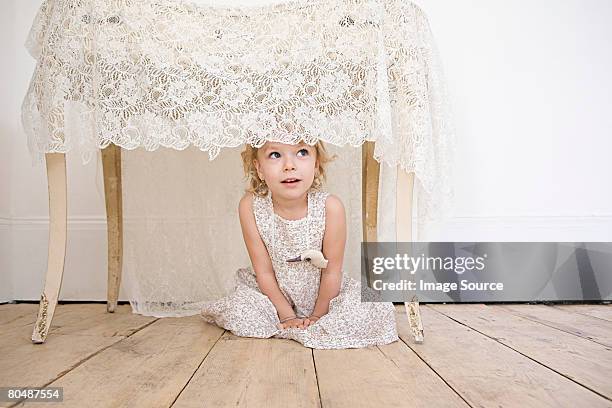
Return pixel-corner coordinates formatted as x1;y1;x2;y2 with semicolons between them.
360;242;612;302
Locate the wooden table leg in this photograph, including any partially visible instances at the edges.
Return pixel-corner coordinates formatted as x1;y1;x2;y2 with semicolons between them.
362;144;422;341
101;145;123;313
32;153;67;344
362;142;379;289
362;141;380;243
396;170;423;342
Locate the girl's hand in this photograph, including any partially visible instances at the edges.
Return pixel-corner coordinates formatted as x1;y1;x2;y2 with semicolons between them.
277;317;305;330
302;315;321;329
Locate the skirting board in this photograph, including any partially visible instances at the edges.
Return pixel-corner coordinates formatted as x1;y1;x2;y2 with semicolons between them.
2;215;612;301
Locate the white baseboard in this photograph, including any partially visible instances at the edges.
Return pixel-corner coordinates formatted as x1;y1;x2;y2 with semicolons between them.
10;215;107;228
0;218;12;301
8;216;123;302
436;215;612;241
3;215;611;301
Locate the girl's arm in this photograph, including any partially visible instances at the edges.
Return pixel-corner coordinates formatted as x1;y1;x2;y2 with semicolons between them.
238;193;296;321
311;194;346;317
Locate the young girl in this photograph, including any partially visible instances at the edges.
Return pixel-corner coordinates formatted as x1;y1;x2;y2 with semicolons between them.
200;140;399;349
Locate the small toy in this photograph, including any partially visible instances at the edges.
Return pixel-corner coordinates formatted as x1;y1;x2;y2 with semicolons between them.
287;249;329;269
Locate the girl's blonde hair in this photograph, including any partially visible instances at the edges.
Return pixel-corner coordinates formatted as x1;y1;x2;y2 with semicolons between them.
241;140;337;196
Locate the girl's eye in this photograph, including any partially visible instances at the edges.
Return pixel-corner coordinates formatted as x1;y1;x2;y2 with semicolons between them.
297;148;309;157
269;152;280;159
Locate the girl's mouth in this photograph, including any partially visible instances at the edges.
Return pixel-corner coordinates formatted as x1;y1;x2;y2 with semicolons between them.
281;178;302;186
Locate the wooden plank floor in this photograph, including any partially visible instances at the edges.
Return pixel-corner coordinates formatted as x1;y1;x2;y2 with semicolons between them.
0;303;610;407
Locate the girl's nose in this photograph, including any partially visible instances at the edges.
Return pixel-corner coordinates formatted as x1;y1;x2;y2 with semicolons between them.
283;159;296;171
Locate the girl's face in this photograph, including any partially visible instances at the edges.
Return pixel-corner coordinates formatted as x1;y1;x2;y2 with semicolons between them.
254;142;318;200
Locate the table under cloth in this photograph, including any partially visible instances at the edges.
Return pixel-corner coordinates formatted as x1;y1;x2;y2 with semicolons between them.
21;0;455;230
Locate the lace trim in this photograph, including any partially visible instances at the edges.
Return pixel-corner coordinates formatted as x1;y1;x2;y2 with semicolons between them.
21;0;455;228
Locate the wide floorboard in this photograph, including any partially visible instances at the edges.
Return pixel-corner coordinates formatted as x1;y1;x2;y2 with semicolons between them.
1;303;610;407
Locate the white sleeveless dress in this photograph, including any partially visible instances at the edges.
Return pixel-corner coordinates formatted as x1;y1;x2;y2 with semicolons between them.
200;189;399;349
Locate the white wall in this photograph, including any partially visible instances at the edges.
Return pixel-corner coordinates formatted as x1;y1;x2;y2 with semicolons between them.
0;1;17;302
2;0;611;301
4;0;126;302
414;0;612;240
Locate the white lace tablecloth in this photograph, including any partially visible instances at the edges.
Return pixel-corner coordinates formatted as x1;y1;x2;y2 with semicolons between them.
21;0;455;229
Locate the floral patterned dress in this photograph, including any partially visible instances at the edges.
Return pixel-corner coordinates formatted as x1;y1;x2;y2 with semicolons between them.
200;189;399;349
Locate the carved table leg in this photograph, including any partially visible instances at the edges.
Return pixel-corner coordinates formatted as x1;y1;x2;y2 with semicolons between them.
397;170;424;343
362;143;424;343
101;145;123;313
32;153;67;344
